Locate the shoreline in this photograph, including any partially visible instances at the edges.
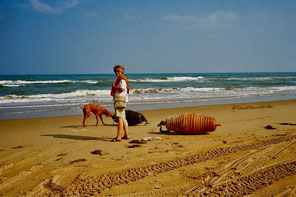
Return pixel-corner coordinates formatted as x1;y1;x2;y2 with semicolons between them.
1;99;296;196
1;96;295;120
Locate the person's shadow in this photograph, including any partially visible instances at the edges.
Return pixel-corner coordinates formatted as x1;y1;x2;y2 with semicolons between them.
60;124;115;129
41;123;117;141
41;134;112;141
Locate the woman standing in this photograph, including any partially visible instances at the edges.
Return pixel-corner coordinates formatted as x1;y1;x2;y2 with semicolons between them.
110;65;129;142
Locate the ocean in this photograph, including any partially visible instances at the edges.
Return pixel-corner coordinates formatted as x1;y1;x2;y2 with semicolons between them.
0;72;296;120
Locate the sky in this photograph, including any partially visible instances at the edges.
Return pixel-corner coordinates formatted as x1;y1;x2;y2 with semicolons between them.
0;0;296;74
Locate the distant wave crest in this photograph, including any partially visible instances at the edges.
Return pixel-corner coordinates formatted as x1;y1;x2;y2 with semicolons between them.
129;76;205;83
0;79;98;87
0;89;111;104
223;76;296;81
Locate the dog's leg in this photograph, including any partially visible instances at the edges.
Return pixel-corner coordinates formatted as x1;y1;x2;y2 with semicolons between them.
83;111;91;127
95;114;100;126
99;115;105;125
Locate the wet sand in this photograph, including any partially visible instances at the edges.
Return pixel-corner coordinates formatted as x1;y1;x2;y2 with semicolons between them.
0;100;296;196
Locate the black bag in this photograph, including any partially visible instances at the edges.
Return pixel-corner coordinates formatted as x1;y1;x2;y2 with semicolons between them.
112;110;149;126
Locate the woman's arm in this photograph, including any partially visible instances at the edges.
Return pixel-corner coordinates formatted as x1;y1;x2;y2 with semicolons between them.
112;80;126;93
112;84;124;93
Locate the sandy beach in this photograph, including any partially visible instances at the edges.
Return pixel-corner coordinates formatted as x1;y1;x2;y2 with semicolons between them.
1;99;296;196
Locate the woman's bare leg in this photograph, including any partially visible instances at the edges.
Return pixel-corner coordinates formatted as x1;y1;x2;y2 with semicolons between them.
116;117;123;140
122;118;128;138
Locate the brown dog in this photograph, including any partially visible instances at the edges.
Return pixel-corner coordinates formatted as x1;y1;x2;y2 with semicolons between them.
81;104;112;127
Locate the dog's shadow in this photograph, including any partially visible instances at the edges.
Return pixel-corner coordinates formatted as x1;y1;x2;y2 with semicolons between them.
41;134;112;141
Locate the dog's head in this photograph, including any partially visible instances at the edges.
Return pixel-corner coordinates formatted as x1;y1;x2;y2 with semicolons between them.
157;120;166;127
112;115;117;122
141;115;149;125
104;109;113;117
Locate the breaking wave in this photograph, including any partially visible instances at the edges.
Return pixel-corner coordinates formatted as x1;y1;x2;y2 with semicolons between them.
129;76;205;83
1;86;295;105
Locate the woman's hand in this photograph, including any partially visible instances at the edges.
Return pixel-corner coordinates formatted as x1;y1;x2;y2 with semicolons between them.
112;84;124;93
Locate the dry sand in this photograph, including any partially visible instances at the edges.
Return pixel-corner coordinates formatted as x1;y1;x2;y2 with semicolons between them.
0;100;296;196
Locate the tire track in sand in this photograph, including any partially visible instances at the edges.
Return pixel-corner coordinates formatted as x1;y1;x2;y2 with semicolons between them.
186;139;296;196
121;140;296;197
203;139;296;186
188;159;296;196
51;135;296;196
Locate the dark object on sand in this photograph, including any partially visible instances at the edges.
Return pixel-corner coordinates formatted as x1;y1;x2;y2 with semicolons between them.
158;113;221;134
57;153;67;157
91;150;103;155
127;144;141;148
265;125;276;130
112;110;149;126
279;123;296;126
129;139;147;144
11;146;23;149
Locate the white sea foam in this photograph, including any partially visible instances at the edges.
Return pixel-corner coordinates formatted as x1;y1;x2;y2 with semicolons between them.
1;86;295;105
129;76;205;83
0;103;83;109
2;84;22;87
130;86;296;102
83;80;98;84
0;80;73;84
0;89;111;104
0;80;15;85
167;76;205;81
131;87;224;94
0;79;98;86
226;76;296;81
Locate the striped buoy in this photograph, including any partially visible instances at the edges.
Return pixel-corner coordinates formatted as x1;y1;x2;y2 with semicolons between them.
158;113;221;134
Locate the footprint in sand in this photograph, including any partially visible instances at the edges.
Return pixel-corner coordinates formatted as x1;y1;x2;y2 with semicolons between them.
11;146;23;149
69;159;86;164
